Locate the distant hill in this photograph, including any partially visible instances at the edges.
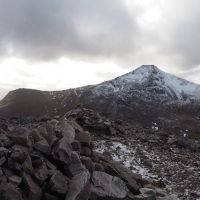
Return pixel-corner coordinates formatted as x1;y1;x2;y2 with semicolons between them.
1;65;200;135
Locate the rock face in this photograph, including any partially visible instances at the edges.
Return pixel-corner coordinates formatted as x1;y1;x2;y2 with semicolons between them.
0;109;176;200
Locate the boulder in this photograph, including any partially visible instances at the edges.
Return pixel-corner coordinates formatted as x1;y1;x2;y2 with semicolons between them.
22;172;42;200
0;156;6;166
0;147;9;157
80;156;94;172
65;169;91;200
22;155;34;174
10;145;29;163
7;127;31;147
53;137;72;164
44;193;60;200
33;163;48;184
8;175;22;186
71;140;81;152
104;161;140;194
7;158;22;171
80;146;92;157
91;171;129;199
0;134;13;147
49;171;69;195
75;131;91;146
0;183;23;200
68;152;85;176
56;120;75;143
30;129;44;143
34;139;51;155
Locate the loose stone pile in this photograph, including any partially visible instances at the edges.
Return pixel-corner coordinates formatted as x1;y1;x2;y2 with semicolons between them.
0;112;175;200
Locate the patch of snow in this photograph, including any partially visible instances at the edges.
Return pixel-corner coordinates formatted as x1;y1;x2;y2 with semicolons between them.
94;140;158;180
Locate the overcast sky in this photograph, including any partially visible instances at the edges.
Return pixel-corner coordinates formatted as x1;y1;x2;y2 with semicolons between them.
1;0;200;99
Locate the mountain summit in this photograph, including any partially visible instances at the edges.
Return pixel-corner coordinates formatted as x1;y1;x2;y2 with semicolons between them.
92;65;200;102
0;65;200;130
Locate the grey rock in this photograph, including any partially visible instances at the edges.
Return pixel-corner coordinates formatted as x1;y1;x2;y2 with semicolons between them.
8;175;22;186
0;134;13;148
10;145;29;163
49;171;69;195
68;152;85;176
34;139;51;155
22;172;42;200
8;127;31;147
0;156;6;166
65;169;91;200
34;163;48;184
75;131;91;146
91;171;129;199
53;137;72;164
0;183;23;200
22;155;34;174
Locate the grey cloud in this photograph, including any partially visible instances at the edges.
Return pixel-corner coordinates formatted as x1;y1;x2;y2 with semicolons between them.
0;89;8;100
96;71;119;81
152;0;200;70
0;0;200;73
0;0;140;62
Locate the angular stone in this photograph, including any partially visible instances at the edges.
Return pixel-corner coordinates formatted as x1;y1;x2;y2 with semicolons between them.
8;175;22;186
2;168;16;178
0;133;13;148
7;127;31;147
22;155;34;174
10;145;29;163
60;120;75;143
37;126;49;140
65;169;91;200
91;171;129;199
80;146;91;157
139;188;156;199
80;156;94;172
155;189;172;199
34;139;51;155
71;140;81;152
34;163;48;184
44;193;60;200
105;162;139;194
0;156;6;166
22;172;42;200
53;137;72;164
75;131;91;146
46;160;57;170
0;147;9;157
48;119;59;127
8;158;22;172
30;129;44;143
68;152;85;176
49;171;69;195
134;194;156;200
0;183;23;200
94;163;104;172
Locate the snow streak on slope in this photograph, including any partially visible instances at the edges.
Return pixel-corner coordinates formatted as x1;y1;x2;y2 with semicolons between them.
94;140;158;180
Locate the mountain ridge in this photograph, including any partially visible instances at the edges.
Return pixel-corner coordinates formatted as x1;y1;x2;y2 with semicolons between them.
0;65;200;133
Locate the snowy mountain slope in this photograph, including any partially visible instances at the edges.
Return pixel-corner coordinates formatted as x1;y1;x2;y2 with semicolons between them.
92;65;200;102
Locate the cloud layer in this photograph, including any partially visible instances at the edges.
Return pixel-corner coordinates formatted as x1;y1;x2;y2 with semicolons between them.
1;0;200;99
0;0;140;63
1;0;200;69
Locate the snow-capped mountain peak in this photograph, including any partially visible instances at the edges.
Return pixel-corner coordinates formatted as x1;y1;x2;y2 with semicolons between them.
93;65;200;102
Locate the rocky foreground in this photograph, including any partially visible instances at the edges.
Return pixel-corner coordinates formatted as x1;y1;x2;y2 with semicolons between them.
0;109;177;200
66;107;200;200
